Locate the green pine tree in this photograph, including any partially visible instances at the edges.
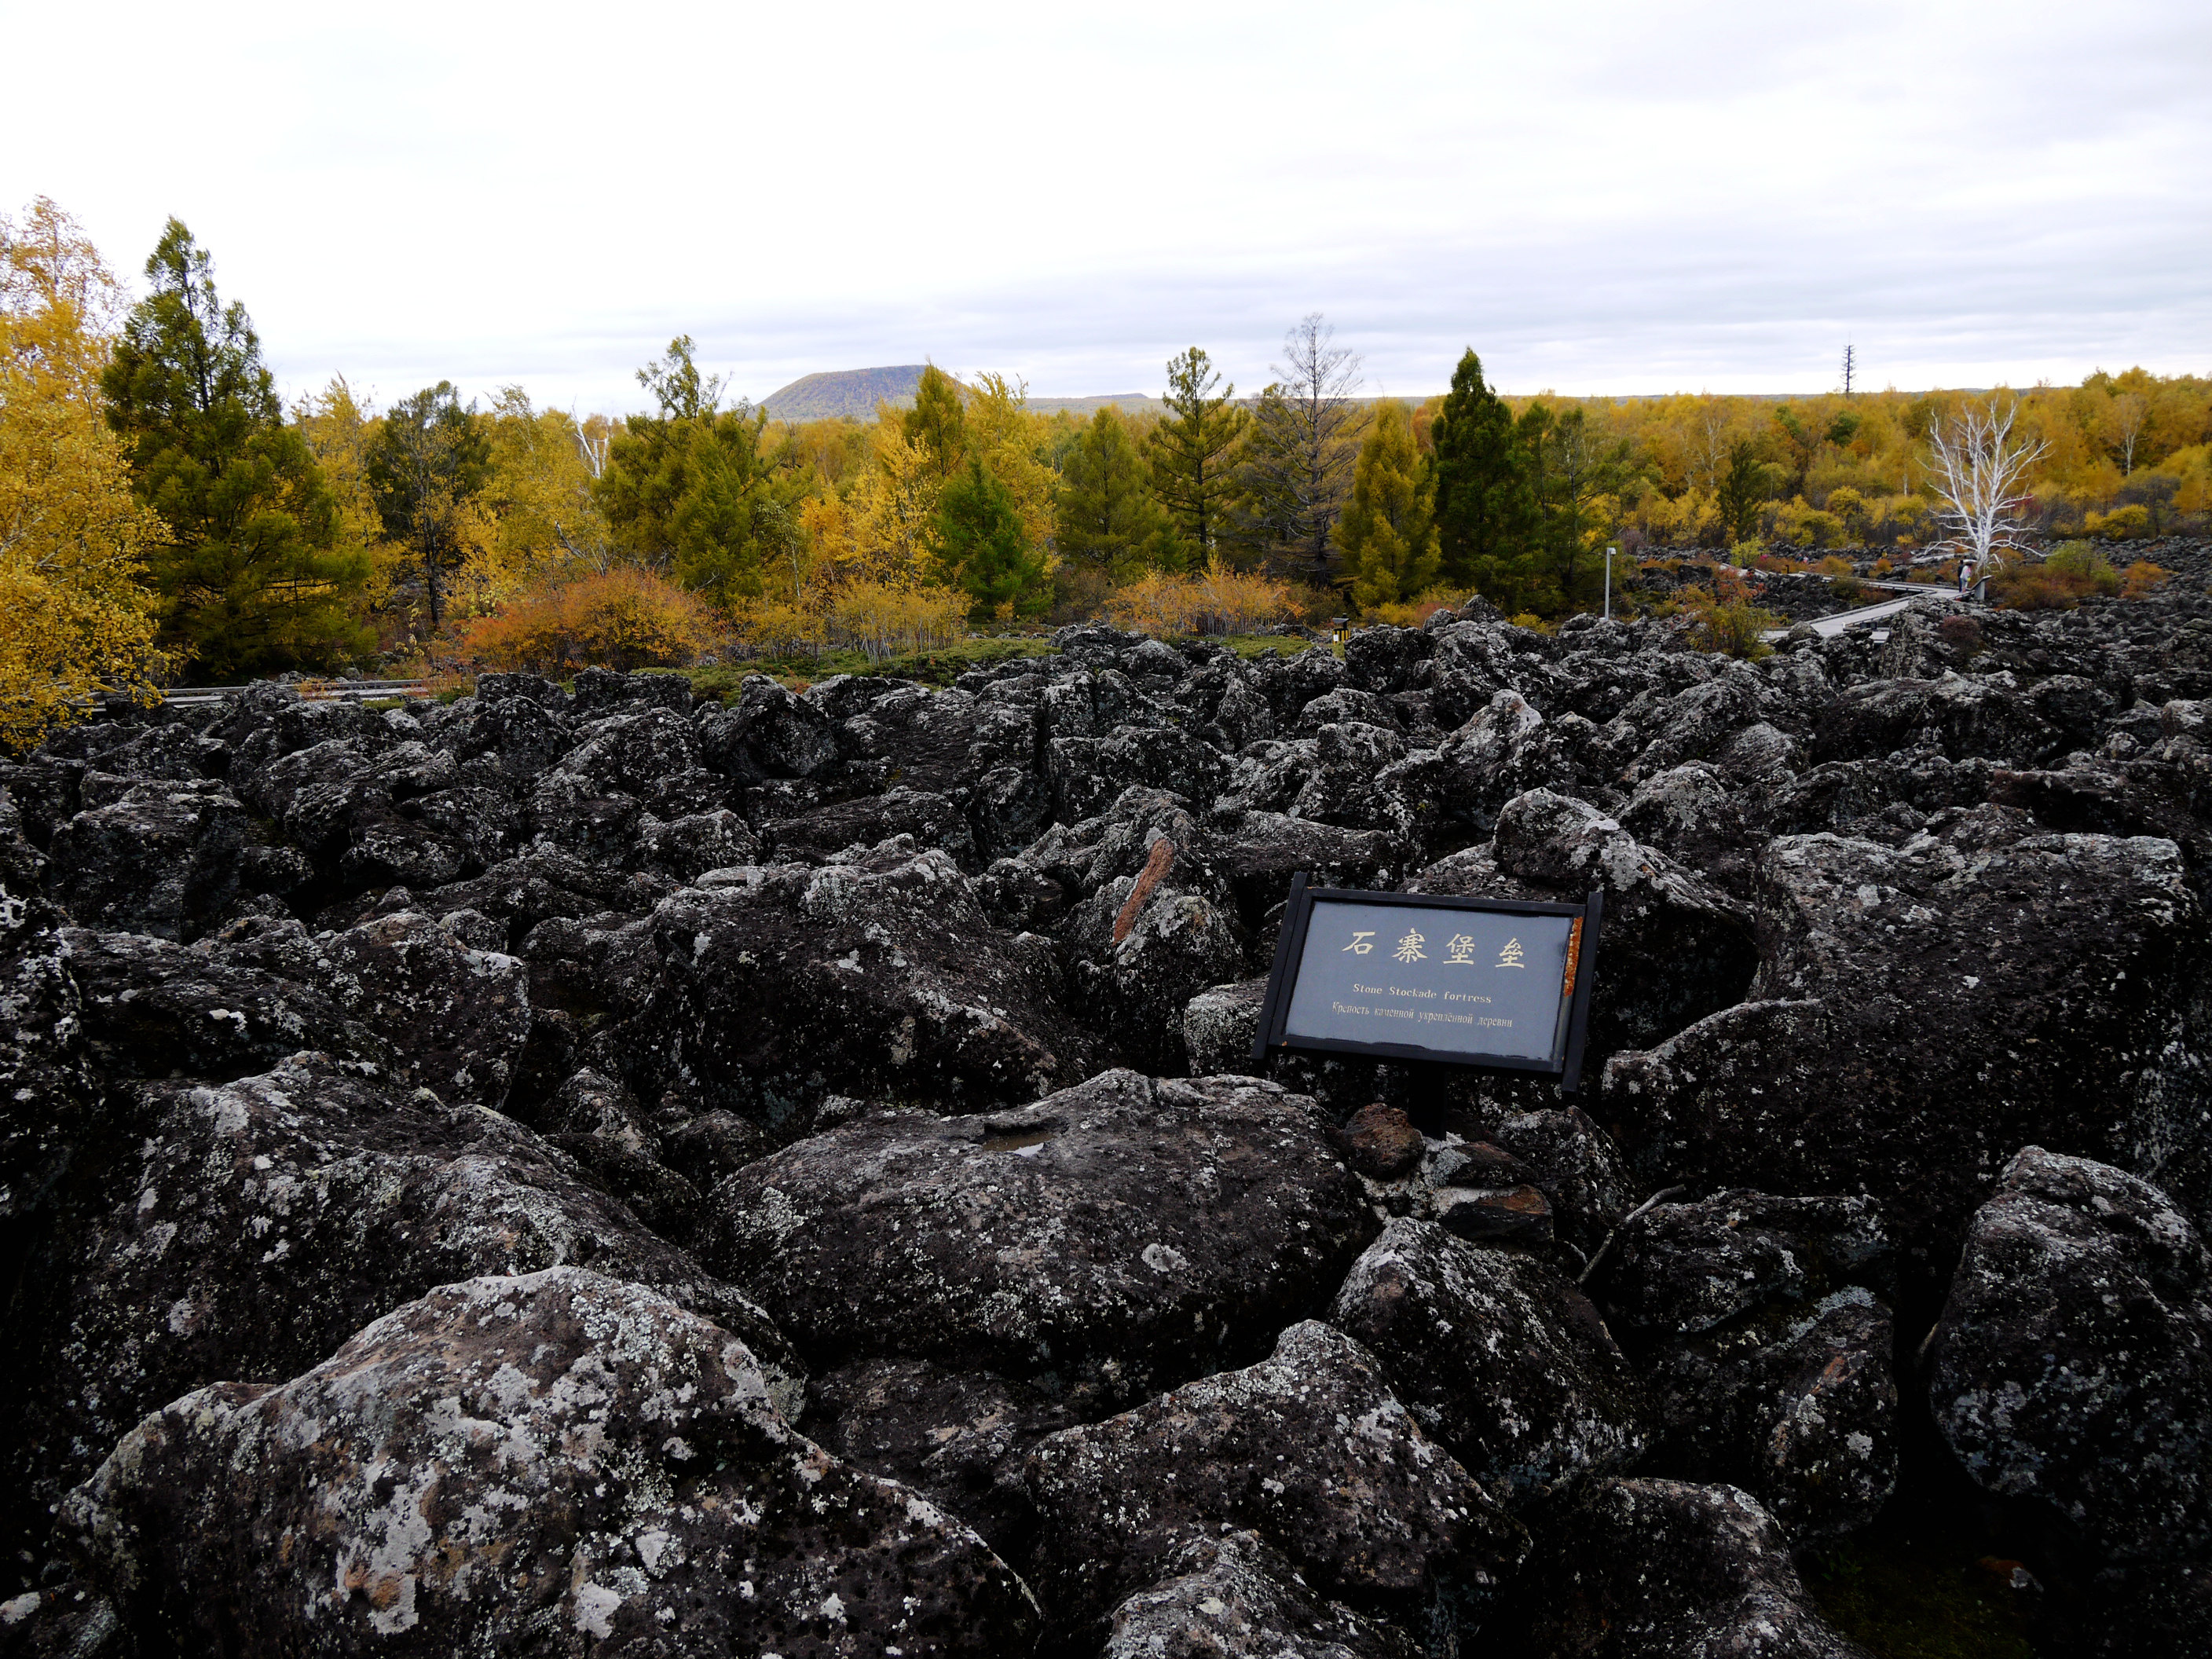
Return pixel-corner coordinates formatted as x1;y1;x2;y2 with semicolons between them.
1148;347;1248;558
368;383;491;628
1430;348;1535;602
936;456;1048;621
595;337;800;606
101;218;371;679
1333;400;1439;610
1053;406;1182;577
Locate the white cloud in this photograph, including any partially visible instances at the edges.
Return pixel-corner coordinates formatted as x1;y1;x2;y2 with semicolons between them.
5;0;2204;413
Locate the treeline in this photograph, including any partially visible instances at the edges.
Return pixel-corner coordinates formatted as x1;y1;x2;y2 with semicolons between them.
5;195;2210;745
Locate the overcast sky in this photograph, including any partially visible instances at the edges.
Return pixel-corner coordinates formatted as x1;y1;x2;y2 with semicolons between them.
6;0;2206;416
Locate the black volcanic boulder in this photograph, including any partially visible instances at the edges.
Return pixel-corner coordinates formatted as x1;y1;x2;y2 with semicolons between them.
5;1055;796;1555
639;842;1076;1128
1605;806;2212;1264
322;910;533;1110
704;1070;1375;1413
1408;789;1759;1071
1100;1532;1419;1659
65;1269;1034;1657
0;888;97;1233
1327;1219;1646;1507
60;925;389;1083
1022;1320;1526;1643
1928;1146;2212;1566
1588;1190;1899;1546
47;779;251;941
1497;1478;1870;1657
802;1356;1076;1558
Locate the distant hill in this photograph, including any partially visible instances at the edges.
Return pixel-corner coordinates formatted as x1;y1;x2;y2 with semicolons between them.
761;365;929;420
761;366;1163;423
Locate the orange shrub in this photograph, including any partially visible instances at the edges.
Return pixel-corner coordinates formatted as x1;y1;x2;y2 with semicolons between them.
463;569;718;674
2124;562;2171;598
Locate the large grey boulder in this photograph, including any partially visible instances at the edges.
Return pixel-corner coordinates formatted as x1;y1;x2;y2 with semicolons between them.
705;1070;1374;1413
65;1269;1035;1656
48;780;251;941
1022;1320;1525;1644
639;841;1079;1129
5;1054;796;1555
1606;808;2212;1265
1497;1478;1871;1657
1929;1146;2212;1564
1327;1219;1646;1506
1589;1190;1899;1544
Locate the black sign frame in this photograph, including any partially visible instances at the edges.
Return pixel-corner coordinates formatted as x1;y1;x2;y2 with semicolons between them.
1251;875;1605;1092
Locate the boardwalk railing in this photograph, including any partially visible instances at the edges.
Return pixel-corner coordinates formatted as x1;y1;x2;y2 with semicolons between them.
156;679;436;709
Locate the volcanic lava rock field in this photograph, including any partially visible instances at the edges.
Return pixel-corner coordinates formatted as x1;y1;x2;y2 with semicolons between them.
5;588;2212;1656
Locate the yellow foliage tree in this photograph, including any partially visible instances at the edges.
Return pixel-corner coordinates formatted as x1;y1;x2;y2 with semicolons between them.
0;199;168;750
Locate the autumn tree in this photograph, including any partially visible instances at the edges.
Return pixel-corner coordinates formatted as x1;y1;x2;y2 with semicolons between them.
1232;314;1364;577
1333;399;1437;610
291;376;384;562
481;386;613;578
102;219;370;677
902;364;969;482
1522;402;1635;607
1148;347;1247;558
1054;405;1180;577
1;199;168;748
936;455;1048;620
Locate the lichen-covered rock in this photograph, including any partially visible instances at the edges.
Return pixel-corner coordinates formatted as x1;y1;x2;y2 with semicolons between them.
1589;1191;1898;1544
639;842;1078;1126
1023;1320;1526;1643
65;1269;1035;1657
1605;808;2210;1267
1100;1532;1419;1659
5;1054;797;1555
802;1356;1075;1558
1497;1478;1872;1657
0;888;98;1233
48;781;251;941
1928;1146;2212;1564
322;909;533;1109
1408;790;1758;1074
1328;1219;1646;1505
60;925;389;1082
705;1070;1375;1412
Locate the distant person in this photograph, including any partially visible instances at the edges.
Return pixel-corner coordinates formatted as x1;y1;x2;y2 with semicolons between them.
1957;560;1975;597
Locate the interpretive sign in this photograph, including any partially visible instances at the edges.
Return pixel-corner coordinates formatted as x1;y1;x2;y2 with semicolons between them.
1251;876;1603;1090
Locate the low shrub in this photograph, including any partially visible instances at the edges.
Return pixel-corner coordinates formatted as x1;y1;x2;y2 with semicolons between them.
2122;561;2170;599
2085;504;2152;541
1103;559;1294;637
463;570;719;674
1990;543;2120;610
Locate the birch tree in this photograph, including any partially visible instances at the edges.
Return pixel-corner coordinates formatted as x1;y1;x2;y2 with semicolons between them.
1926;393;2048;570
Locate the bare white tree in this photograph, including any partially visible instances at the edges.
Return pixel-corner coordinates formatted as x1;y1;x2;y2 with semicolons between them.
1926;394;2048;570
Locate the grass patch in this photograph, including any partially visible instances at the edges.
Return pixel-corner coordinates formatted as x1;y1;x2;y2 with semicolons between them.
1804;1533;2035;1659
1214;632;1338;660
687;637;1055;700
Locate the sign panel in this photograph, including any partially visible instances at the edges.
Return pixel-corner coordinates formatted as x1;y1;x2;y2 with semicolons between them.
1252;877;1603;1090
